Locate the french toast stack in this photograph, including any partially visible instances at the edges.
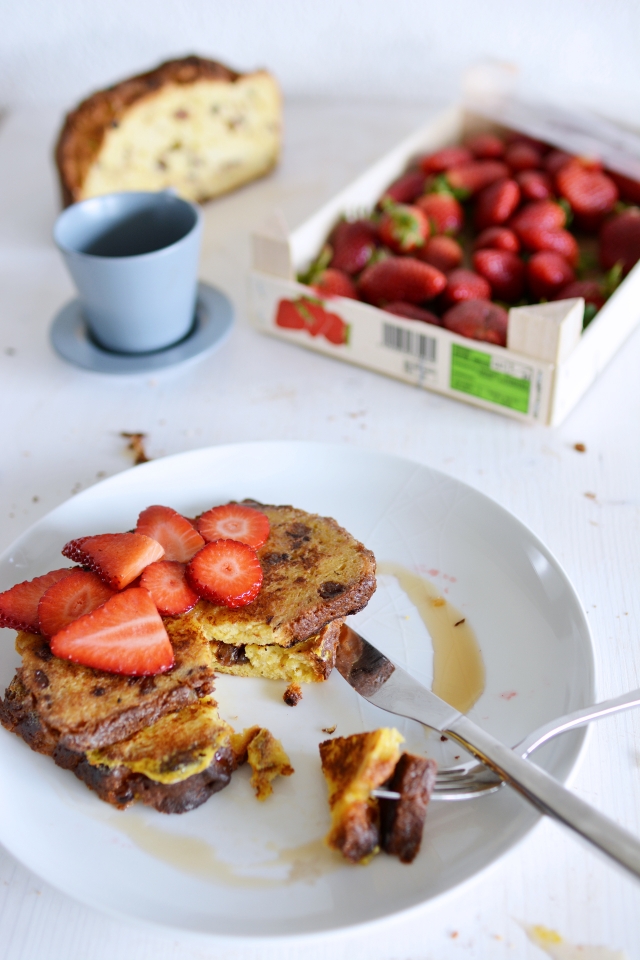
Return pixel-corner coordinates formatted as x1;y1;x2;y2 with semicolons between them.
0;499;376;813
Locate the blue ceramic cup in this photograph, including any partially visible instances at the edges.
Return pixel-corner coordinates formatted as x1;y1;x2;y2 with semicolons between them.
54;191;202;354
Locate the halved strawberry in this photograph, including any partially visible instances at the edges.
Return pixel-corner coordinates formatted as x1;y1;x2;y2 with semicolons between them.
187;540;263;608
0;568;75;633
196;503;270;549
38;569;115;637
136;504;205;562
62;533;164;590
140;561;199;616
50;587;174;675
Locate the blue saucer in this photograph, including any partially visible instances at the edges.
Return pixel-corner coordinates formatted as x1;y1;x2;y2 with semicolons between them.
50;282;234;374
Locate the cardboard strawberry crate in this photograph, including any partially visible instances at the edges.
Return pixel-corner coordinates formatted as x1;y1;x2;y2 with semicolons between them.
248;104;640;424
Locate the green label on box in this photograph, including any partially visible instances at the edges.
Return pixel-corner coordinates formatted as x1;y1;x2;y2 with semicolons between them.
450;344;531;413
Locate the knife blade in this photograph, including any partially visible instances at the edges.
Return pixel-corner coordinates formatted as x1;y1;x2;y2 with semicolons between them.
336;625;640;881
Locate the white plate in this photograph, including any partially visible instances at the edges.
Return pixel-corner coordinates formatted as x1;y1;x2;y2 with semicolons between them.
0;442;594;941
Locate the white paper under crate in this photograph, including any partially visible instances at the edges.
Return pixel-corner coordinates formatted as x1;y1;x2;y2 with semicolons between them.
249;104;640;425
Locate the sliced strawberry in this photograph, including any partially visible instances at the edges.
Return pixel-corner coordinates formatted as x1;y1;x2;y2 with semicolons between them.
196;503;270;549
38;569;115;637
139;561;199;616
465;133;505;159
441;269;491;308
0;568;75;633
472;249;525;302
417;235;463;272
62;533;164;590
515;169;553;201
473;226;520;254
474;178;521;231
50;587;174;676
419;146;472;174
136;504;205;563
443;299;508;347
416;193;464;235
187;540;263;609
383;302;442;326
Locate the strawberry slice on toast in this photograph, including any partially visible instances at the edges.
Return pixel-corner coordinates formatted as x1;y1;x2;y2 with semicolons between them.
196;503;270;549
187;540;263;608
0;568;75;633
135;504;205;562
139;560;199;616
38;569;115;637
50;587;174;675
62;533;164;590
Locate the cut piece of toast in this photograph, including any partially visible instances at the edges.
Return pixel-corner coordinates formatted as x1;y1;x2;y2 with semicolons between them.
0;675;236;813
209;619;343;682
319;728;404;864
379;753;438;863
55;56;282;206
14;621;214;751
184;502;376;649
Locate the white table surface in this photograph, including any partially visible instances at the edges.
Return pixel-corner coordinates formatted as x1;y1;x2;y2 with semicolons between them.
0;100;639;960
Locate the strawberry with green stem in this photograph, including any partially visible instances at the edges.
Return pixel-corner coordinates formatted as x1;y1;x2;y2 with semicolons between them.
298;246;358;299
378;200;429;254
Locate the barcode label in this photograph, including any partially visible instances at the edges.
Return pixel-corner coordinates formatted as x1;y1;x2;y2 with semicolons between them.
383;323;437;362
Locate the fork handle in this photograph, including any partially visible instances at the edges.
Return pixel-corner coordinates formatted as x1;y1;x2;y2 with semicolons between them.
446;714;640;881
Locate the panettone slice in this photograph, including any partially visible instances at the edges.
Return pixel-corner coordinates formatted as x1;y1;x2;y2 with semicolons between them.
55;55;282;205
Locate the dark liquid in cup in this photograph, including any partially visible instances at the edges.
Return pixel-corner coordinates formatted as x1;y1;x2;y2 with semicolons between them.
83;206;196;258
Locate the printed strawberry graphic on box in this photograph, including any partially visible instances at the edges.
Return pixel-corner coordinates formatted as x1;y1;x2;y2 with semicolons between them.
275;297;350;346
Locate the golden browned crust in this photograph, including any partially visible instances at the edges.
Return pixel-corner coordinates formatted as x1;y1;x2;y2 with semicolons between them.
380;753;437;863
55;55;259;206
14;626;215;751
187;501;376;649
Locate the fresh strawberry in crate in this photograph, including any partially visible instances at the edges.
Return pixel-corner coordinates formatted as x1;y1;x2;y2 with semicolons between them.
505;140;543;171
445;160;509;198
556;158;618;229
418;235;463;272
383;302;442;325
511;200;567;239
474;178;521;230
298;246;359;299
465;132;505;159
329;220;378;274
544;149;573;176
515;169;554;201
473;226;520;253
442;299;508;347
527;251;575;300
358;257;446;305
441;269;491;308
38;569;114;637
608;171;640;205
553;279;606;309
378;201;430;254
420;146;472;174
381;169;426;204
527;228;579;267
472;249;525;302
599;208;640;275
416;192;465;234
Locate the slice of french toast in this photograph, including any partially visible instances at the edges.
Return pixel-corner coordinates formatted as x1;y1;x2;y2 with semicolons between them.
13;622;215;751
183;501;375;650
0;675;237;813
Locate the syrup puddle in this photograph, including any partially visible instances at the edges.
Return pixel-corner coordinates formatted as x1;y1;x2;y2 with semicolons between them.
112;813;338;887
109;564;483;883
377;562;485;713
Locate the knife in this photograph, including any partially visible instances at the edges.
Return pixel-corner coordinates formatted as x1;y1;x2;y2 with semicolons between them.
336;625;640;881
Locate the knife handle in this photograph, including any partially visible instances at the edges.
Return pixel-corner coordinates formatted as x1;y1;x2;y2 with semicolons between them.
446;714;640;881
